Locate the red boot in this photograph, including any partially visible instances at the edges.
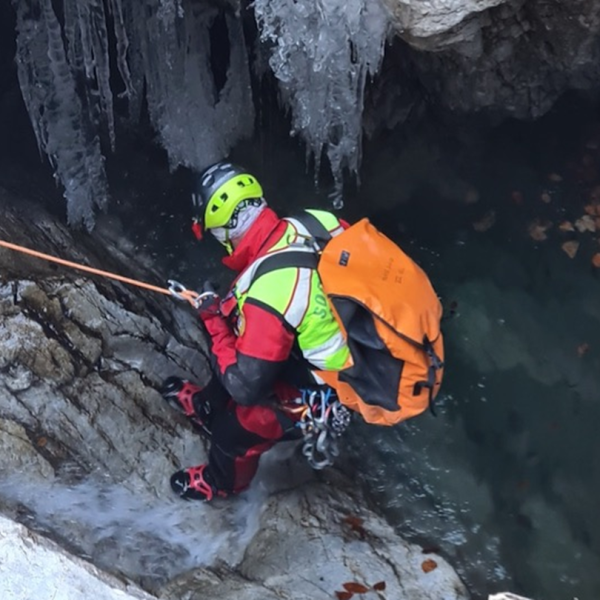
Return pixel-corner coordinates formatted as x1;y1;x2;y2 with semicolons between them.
170;464;226;502
160;376;212;437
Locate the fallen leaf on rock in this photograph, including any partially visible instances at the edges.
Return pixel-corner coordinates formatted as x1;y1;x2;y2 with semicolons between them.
343;582;370;594
37;437;47;447
473;210;496;232
577;343;591;357
335;591;353;600
575;215;596;233
558;221;575;232
528;219;552;241
342;515;366;538
540;192;552;203
548;173;563;182
421;559;438;573
373;582;386;591
343;515;363;528
561;241;579;258
592;253;600;268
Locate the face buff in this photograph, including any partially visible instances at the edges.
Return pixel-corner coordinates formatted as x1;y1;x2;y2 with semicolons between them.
210;199;266;252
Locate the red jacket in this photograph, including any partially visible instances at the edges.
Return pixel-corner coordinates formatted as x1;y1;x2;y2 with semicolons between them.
199;208;300;406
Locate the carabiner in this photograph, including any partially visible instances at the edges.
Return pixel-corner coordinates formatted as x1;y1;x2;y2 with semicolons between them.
167;279;188;300
167;279;205;308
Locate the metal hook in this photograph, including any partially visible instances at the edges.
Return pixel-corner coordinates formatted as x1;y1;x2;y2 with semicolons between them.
167;279;210;309
167;279;188;300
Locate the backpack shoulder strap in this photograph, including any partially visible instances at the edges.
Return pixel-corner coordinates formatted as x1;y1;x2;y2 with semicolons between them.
250;251;319;286
249;211;336;285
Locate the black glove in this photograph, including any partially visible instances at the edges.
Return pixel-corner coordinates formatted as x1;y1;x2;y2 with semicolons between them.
197;281;220;317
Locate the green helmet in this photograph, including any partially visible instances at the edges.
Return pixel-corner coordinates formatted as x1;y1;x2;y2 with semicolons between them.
191;162;263;236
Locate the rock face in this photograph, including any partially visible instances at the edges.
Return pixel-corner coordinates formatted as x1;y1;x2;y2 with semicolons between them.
0;193;212;492
383;0;508;44
0;515;155;600
0;188;469;599
380;0;600;118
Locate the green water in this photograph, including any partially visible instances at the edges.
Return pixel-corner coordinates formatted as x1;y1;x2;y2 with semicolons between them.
343;94;600;600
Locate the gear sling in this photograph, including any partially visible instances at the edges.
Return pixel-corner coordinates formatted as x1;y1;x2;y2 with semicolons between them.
252;212;445;426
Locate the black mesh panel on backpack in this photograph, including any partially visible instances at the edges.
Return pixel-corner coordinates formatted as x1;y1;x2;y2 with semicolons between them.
332;297;403;412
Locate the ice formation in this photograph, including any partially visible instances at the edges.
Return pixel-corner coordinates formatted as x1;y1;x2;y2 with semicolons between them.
253;0;390;204
12;0;388;225
121;2;254;173
12;0;253;229
13;0;110;230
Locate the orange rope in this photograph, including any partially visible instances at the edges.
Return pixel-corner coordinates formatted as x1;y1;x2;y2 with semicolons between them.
0;239;171;296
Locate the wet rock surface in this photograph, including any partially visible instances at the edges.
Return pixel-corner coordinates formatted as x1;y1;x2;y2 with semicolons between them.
0;188;469;599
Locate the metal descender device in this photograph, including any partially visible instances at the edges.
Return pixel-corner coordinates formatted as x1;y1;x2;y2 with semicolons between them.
297;387;352;470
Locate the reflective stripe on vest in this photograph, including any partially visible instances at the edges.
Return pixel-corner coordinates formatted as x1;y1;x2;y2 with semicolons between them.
232;213;349;371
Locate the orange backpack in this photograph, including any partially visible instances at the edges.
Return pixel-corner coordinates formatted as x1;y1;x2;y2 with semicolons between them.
253;212;445;426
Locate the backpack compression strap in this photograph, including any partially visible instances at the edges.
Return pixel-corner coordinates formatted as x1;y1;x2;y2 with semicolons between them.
413;336;444;416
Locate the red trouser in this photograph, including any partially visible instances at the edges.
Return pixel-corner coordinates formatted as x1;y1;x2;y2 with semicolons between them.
193;375;303;494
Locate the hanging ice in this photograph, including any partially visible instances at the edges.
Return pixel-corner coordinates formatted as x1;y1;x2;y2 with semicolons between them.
13;0;110;230
253;0;390;200
120;2;254;172
12;0;386;227
12;0;254;229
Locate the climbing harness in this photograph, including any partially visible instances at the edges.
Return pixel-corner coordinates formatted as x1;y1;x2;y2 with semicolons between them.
0;239;203;308
296;387;352;470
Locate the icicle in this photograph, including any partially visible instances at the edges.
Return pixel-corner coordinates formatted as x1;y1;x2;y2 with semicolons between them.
62;0;116;151
13;0;109;230
119;3;145;125
107;0;134;101
122;2;254;173
253;0;390;205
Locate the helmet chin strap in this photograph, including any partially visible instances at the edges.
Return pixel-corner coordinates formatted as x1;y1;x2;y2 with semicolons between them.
210;226;235;254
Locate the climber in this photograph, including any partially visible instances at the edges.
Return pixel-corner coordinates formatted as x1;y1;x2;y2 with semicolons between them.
161;161;352;502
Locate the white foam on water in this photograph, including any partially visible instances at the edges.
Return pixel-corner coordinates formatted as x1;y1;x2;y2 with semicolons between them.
0;473;268;584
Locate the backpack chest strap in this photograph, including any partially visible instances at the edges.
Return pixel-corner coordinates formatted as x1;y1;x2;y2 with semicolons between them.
250;250;319;285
